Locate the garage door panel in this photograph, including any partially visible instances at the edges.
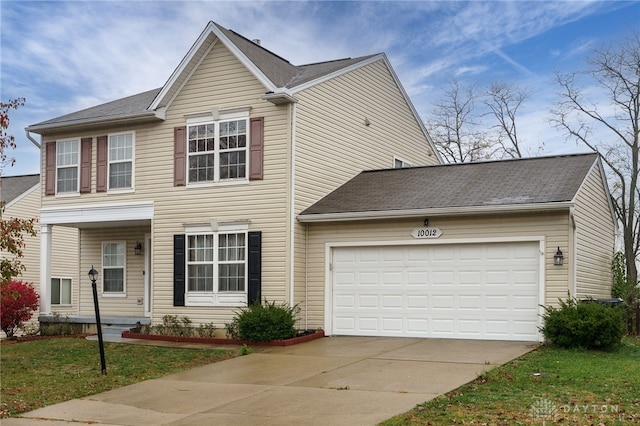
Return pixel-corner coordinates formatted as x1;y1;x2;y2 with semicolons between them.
332;242;540;341
432;271;455;285
407;295;428;309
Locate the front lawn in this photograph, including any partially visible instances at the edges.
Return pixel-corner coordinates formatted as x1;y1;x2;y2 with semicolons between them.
0;337;234;418
381;337;640;425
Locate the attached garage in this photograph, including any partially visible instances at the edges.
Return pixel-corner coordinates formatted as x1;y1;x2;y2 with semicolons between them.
331;241;542;341
299;154;616;342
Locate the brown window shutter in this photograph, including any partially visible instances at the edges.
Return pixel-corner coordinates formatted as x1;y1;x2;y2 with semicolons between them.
80;138;92;193
96;135;108;192
174;126;186;186
45;142;56;195
249;117;264;180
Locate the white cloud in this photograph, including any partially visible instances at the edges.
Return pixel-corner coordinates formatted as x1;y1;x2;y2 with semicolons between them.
1;0;636;176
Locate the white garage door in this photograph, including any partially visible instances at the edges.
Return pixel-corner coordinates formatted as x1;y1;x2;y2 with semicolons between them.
331;242;540;341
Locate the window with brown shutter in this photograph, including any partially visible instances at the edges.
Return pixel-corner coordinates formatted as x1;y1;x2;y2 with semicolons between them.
80;138;92;193
45;142;56;195
96;136;107;192
249;117;264;180
174;126;186;186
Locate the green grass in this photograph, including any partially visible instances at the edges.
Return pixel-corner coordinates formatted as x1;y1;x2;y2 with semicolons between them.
381;337;640;426
0;337;234;418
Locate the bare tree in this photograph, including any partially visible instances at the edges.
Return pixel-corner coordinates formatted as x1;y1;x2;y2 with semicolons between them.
427;80;493;163
550;32;640;287
485;82;530;159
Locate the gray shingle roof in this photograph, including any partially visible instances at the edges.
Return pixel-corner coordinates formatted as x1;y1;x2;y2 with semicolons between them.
214;23;380;89
28;21;382;133
1;174;40;205
299;153;599;219
28;88;161;132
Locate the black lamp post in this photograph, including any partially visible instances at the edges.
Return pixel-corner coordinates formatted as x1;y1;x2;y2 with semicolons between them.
89;266;107;375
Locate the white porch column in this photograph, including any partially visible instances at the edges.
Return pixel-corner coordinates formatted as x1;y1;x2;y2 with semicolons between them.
40;224;52;314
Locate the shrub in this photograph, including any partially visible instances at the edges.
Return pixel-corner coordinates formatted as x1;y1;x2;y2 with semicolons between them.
1;280;39;337
541;298;626;350
231;300;297;342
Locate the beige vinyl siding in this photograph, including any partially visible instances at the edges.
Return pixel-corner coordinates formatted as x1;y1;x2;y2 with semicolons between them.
1;184;79;331
573;163;616;299
78;227;146;316
294;59;439;213
303;213;571;328
293;59;441;325
38;41;292;326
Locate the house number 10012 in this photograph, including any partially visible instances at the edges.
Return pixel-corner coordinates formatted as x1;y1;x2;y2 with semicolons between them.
411;227;443;239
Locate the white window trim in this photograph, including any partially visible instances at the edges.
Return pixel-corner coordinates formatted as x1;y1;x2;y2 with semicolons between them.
107;131;135;193
50;277;73;306
56;138;80;196
102;241;127;297
184;221;249;307
393;156;412;168
186;110;250;186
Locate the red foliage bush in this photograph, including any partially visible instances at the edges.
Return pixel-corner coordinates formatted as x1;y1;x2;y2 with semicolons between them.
1;280;39;337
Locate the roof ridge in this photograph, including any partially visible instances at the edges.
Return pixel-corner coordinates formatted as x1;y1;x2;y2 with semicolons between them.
226;27;293;65
361;152;599;174
298;54;380;68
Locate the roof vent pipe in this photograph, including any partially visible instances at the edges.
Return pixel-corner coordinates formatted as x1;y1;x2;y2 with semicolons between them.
252;39;261;46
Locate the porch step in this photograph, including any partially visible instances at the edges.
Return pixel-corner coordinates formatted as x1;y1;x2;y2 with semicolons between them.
102;325;136;336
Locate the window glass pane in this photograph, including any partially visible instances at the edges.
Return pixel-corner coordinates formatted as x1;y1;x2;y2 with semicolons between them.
103;243;125;267
109;134;132;161
219;151;246;180
219;120;246;150
188;154;215;182
61;279;72;305
51;278;61;305
219;264;245;292
188;124;215;153
109;162;132;189
218;233;245;292
57;167;78;192
104;269;124;292
188;264;213;291
57;140;78;166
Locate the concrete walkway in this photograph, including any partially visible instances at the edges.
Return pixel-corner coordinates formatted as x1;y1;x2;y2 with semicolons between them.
5;337;536;425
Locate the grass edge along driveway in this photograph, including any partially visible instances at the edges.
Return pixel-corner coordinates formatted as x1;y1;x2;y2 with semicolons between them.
380;336;640;426
0;337;235;418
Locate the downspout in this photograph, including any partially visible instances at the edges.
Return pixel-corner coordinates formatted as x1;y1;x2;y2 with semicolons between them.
26;130;41;149
289;102;297;308
570;207;577;298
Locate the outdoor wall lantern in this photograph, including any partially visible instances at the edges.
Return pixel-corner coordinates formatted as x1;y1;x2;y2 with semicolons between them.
134;241;143;256
554;247;564;266
88;266;107;375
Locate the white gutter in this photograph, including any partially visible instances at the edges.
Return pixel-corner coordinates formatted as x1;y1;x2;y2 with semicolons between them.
298;201;575;223
26;111;163;134
25;130;41;149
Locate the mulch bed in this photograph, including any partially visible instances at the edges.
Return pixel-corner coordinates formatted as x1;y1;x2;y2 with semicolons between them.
121;329;325;346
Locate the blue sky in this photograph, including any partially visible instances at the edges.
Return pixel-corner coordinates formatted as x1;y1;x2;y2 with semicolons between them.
1;0;639;176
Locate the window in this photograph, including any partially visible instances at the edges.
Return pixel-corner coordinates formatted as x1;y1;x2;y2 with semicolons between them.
188;119;248;183
51;278;72;305
108;133;133;189
56;139;79;193
186;232;247;298
103;242;125;294
394;157;412;168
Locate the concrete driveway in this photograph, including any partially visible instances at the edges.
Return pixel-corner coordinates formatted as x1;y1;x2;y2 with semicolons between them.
6;337;536;426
